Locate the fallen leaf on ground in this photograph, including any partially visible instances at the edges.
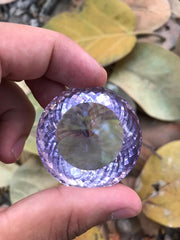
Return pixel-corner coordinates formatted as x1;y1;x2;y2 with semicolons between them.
74;226;106;240
140;114;180;149
135;140;180;228
174;36;180;56
16;81;31;95
169;0;180;18
45;0;136;66
109;42;180;121
106;82;136;110
24;93;43;155
138;19;180;50
143;180;180;228
0;162;19;188
122;0;171;31
10;154;59;204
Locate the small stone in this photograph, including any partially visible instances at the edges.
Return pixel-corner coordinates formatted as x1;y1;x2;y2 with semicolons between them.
29;3;39;18
30;18;39;27
17;0;31;10
14;8;25;17
9;6;16;16
40;0;58;15
3;12;9;21
22;13;30;24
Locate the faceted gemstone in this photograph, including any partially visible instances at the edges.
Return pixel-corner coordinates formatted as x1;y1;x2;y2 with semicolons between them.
55;103;124;170
37;87;142;188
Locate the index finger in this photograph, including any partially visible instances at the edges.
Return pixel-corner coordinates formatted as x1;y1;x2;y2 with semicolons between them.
0;23;106;88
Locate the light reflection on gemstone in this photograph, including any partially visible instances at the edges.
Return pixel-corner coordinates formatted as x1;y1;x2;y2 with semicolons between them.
55;103;123;170
37;87;142;188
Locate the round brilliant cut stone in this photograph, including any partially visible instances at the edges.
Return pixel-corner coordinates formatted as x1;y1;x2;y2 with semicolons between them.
37;87;142;187
55;103;124;170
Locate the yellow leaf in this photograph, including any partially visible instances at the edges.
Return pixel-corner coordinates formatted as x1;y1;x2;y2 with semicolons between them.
122;0;171;31
143;180;180;228
24;93;43;155
135;140;180;227
0;162;19;188
74;226;106;240
10;154;59;203
45;0;136;66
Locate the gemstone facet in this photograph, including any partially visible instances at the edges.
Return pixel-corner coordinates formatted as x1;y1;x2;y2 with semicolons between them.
37;87;142;187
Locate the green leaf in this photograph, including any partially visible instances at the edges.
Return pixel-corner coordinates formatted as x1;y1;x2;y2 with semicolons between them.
109;42;180;121
106;82;136;110
135;140;180;228
10;154;59;204
24;93;43;155
0;162;19;188
45;0;136;66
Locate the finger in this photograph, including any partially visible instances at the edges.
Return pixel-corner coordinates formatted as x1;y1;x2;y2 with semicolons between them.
0;81;35;163
25;78;66;108
0;23;107;88
0;184;141;240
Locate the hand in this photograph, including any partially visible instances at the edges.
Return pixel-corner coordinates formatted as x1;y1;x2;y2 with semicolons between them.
0;23;141;240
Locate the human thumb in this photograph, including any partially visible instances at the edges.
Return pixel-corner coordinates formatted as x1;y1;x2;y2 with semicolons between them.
0;184;141;240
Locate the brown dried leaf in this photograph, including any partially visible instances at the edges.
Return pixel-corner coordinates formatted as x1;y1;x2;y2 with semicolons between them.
169;0;180;18
138;19;180;50
122;0;171;31
174;36;180;56
140;114;180;150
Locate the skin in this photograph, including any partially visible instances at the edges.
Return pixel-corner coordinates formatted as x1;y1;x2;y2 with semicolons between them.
0;23;142;240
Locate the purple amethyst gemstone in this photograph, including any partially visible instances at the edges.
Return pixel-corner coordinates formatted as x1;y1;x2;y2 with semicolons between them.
37;87;142;187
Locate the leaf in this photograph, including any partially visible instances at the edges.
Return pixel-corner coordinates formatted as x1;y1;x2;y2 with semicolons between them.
73;226;106;240
135;140;180;228
143;180;180;228
10;154;59;204
45;0;136;66
109;42;180;121
122;0;171;31
16;81;31;95
138;19;180;50
106;82;136;110
140;114;180;150
0;162;19;188
169;0;180;18
157;19;180;49
24;93;43;155
0;0;15;4
174;36;180;57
